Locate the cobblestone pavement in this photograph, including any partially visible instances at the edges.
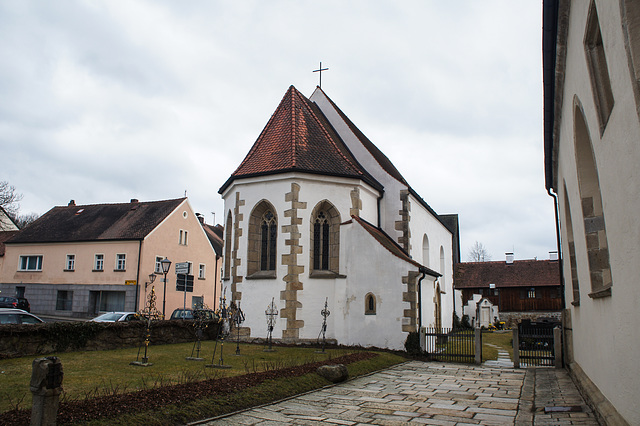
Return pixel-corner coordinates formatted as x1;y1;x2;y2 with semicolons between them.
196;361;599;425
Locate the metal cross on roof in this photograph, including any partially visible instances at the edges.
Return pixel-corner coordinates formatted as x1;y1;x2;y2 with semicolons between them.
313;62;329;88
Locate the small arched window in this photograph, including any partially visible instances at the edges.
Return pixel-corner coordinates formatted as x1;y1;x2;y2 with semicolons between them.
365;293;376;315
310;201;341;276
313;211;330;270
224;211;232;278
247;201;278;277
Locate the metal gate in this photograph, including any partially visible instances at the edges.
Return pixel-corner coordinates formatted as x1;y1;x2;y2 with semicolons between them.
422;327;478;364
514;320;561;367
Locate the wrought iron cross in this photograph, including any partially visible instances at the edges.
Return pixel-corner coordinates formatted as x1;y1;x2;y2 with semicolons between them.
313;62;329;88
317;297;330;352
265;298;278;351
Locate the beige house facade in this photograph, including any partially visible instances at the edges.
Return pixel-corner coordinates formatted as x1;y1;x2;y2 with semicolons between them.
0;198;222;319
544;1;640;424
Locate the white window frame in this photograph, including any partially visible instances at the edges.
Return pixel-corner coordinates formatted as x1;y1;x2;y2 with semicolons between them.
115;254;126;271
94;254;104;271
65;254;75;271
199;263;205;279
155;256;163;273
179;229;189;245
19;255;43;271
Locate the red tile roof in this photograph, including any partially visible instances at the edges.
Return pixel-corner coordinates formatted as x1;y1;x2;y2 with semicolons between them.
6;198;186;244
454;260;561;288
202;223;223;257
219;86;381;193
349;215;441;278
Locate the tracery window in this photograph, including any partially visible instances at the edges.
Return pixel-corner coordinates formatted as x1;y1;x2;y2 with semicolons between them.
313;211;330;270
260;210;277;271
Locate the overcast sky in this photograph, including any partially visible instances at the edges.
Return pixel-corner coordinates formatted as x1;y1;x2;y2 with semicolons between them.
0;1;556;261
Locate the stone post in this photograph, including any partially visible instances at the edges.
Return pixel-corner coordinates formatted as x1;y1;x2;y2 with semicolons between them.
30;356;63;426
419;326;426;353
474;328;482;365
553;326;562;368
512;327;520;368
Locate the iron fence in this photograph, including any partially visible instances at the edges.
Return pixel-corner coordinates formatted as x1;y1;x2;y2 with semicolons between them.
422;327;477;364
517;326;555;366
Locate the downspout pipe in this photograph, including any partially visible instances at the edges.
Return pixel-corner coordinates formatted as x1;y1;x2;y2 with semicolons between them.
134;239;142;311
417;267;427;330
548;188;565;309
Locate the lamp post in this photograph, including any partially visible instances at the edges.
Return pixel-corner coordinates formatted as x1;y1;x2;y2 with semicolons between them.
160;257;172;318
144;273;157;309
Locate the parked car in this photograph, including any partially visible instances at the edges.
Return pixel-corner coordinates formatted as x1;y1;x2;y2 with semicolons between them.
170;308;217;320
0;296;31;312
0;308;44;324
90;312;140;322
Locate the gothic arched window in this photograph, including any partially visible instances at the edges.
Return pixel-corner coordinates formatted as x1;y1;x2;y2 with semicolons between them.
309;201;341;277
365;293;376;315
247;201;278;278
260;210;277;271
313;211;330;270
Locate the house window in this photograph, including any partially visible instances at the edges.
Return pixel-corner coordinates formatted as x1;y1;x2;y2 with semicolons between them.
528;288;536;299
65;254;75;271
199;264;205;279
155;256;163;273
115;254;126;271
19;255;43;271
56;290;73;311
179;230;189;245
584;1;614;133
247;201;278;277
310;201;341;275
94;254;104;271
365;293;376;315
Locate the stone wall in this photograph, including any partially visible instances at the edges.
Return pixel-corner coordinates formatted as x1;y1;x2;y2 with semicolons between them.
0;320;221;359
499;311;562;328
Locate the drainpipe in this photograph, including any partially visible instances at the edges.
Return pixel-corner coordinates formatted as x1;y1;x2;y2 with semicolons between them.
213;255;219;309
547;188;565;309
134;240;142;311
376;195;383;228
417;267;427;330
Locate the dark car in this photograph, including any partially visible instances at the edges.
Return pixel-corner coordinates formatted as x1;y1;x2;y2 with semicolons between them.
0;308;43;324
0;296;30;312
170;308;217;320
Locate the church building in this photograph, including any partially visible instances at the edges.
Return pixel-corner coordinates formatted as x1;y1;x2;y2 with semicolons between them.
219;86;459;350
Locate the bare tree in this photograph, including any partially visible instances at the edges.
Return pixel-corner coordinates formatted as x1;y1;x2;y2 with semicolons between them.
467;241;492;262
14;212;40;229
0;180;23;217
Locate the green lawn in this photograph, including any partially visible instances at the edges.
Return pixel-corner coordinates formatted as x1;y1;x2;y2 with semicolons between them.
482;330;514;360
0;341;401;415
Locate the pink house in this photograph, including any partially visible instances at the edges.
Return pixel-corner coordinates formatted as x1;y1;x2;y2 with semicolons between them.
0;198;222;319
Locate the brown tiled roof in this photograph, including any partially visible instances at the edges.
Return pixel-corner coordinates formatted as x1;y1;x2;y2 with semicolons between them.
219;86;382;193
6;198;186;244
0;231;19;256
349;215;441;278
454;260;561;288
202;223;223;257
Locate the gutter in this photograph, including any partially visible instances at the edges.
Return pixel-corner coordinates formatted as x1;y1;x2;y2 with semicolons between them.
417;267;427;330
548;188;565;309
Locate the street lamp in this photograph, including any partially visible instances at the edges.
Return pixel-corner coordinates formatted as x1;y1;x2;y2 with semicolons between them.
146;273;157;290
160;257;172;318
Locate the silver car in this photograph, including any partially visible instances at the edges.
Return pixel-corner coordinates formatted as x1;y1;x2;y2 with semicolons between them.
0;308;44;324
90;312;139;322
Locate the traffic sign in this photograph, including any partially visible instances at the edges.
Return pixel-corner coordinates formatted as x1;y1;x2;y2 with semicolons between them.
175;262;190;274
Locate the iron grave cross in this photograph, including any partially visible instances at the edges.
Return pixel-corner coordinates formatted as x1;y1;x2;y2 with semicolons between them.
313;62;329;88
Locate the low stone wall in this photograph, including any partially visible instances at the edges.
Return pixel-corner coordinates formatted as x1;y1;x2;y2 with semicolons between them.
499;311;562;328
0;320;221;359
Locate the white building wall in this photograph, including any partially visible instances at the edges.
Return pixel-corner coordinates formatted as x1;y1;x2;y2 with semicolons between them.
554;1;640;423
221;173;380;343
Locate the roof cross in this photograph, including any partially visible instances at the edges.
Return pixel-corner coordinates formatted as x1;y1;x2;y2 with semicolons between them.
313;62;329;88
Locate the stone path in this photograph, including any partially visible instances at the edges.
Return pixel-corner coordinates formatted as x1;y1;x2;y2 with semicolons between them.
195;361;599;425
483;344;513;368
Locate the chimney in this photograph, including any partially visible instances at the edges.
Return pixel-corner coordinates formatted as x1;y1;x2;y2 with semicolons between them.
549;251;558;261
196;213;205;224
68;200;76;206
505;252;514;264
130;199;139;203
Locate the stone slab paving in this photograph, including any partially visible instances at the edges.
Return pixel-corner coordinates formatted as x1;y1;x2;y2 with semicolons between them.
195;361;599;425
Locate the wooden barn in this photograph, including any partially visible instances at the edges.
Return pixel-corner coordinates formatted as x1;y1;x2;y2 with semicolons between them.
454;254;562;327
